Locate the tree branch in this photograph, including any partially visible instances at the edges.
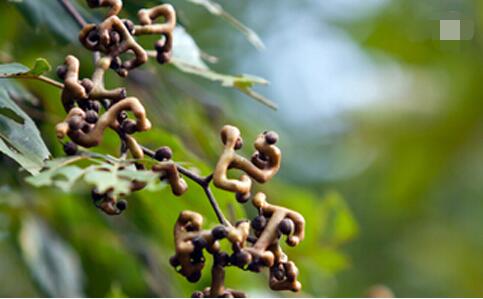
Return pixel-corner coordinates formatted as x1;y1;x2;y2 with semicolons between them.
141;145;230;226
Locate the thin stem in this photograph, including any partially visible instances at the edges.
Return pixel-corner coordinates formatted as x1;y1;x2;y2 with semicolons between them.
202;184;229;226
141;145;230;226
0;74;64;89
58;0;100;63
58;0;87;27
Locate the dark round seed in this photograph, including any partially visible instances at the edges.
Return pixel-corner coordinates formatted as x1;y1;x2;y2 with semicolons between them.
68;116;83;131
214;252;230;267
154;146;173;161
230;251;251;268
85;110;98;124
169;256;180;268
279;218;294;235
156;51;171;65
122;19;135;34
247;257;262;272
116;199;127;211
81;78;94;94
190;250;205;264
211;225;228;240
191;236;207;250
187;271;201;283
265;131;279;145
251;215;267;231
101;99;111;110
235;192;250;203
78;100;91;111
56;65;67;80
110;56;122;70
91;101;101;113
120;119;137;134
81;123;92;133
63;141;78;156
109;30;121;45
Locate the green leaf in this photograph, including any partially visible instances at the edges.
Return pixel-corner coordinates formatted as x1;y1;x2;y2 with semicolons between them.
0;89;51;174
0;58;52;78
0;79;38;105
12;0;87;43
0;63;29;75
26;155;164;196
19;215;85;297
26;158;86;192
185;0;265;50
29;58;52;76
171;26;276;109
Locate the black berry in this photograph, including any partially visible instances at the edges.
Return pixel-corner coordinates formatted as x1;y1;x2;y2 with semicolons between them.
110;56;122;70
214;252;230;267
82;123;92;133
169;256;180;268
231;251;251;268
247;257;262;272
116;199;127;211
120;119;137;134
190;250;205;264
236;192;250;203
154;146;173;161
123;19;135;34
251;215;267;231
191;236;207;250
211;225;228;240
91;101;101;113
81;78;94;94
187;271;201;283
279;218;294;235
68;115;83;131
56;65;67;80
265;131;279;145
63;141;78;156
85;110;98;124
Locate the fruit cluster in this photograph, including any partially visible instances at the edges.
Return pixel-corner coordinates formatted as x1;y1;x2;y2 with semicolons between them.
53;0;306;296
171;191;305;297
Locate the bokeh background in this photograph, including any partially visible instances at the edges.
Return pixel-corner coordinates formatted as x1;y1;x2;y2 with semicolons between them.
1;0;483;297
